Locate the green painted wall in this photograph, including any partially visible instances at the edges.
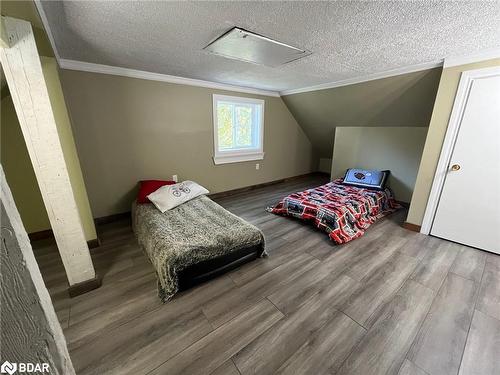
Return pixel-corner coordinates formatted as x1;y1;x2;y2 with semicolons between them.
59;69;315;218
1;95;51;233
331;127;428;203
282;68;442;158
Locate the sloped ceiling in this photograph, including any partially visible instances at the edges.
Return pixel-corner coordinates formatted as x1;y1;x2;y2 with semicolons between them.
38;1;499;92
281;68;442;158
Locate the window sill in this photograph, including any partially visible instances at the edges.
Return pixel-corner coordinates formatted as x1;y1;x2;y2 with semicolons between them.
213;152;264;165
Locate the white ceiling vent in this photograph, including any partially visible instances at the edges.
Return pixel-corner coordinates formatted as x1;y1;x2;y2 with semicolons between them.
204;27;311;67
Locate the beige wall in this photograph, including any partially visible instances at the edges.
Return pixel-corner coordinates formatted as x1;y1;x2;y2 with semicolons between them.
331;127;428;203
282;68;441;158
406;58;500;226
60;70;315;217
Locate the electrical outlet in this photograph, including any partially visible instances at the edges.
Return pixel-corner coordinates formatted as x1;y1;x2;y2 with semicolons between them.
172;174;178;182
255;163;260;170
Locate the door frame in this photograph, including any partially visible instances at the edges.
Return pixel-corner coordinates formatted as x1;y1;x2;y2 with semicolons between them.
421;65;500;234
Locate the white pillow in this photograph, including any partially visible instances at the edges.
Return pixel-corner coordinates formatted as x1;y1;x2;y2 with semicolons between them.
147;180;209;212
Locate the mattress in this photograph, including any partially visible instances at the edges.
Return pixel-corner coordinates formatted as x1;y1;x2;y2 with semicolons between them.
268;179;400;244
133;195;266;302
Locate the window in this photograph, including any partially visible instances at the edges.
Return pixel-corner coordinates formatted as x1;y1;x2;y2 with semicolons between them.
213;94;264;164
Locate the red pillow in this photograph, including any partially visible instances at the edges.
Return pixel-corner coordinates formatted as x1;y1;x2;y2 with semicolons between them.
137;180;176;203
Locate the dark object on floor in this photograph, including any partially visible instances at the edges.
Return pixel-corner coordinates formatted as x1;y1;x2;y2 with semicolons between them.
132;196;266;302
268;179;400;244
177;244;262;291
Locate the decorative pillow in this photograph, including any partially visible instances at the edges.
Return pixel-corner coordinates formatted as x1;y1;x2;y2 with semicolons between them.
147;181;210;212
342;169;390;190
137;180;176;203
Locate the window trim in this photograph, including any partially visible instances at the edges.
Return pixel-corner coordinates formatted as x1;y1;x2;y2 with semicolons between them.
212;94;265;165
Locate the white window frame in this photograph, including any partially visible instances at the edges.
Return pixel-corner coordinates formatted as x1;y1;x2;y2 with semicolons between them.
212;94;265;165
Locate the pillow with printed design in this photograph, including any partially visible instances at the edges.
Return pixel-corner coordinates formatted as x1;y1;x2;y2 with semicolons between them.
342;169;390;190
147;181;209;212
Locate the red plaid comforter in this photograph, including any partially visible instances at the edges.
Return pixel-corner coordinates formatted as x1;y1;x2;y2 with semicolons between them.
268;179;400;244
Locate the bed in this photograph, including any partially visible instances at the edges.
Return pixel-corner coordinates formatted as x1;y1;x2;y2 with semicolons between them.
268;179;400;244
133;195;266;302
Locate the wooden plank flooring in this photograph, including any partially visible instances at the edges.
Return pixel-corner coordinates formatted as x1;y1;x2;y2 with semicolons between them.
338;280;435;375
407;274;477;375
32;175;500;375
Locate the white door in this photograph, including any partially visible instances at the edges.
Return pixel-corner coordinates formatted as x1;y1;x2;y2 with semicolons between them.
431;71;500;254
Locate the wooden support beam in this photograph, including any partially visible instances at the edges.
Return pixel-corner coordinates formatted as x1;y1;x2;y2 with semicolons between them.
0;16;97;287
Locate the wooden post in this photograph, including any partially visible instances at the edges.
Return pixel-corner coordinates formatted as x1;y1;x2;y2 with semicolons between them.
0;16;98;291
1;166;76;374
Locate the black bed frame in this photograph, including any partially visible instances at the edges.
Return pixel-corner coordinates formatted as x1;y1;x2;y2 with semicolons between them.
177;244;262;291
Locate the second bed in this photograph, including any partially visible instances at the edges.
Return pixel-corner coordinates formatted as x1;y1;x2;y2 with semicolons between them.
268;179;400;244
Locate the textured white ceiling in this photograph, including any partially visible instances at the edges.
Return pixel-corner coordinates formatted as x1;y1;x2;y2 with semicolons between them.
40;1;500;92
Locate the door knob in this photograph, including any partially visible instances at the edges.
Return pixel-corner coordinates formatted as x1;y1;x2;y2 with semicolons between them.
451;164;461;171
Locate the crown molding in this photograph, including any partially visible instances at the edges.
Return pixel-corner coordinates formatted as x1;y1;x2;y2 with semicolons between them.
59;59;281;97
443;48;500;68
33;0;499;98
33;1;280;97
280;60;444;96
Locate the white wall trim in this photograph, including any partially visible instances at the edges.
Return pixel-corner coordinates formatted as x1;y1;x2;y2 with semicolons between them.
443;48;500;69
280;60;444;96
420;65;500;234
59;59;280;97
213;152;265;165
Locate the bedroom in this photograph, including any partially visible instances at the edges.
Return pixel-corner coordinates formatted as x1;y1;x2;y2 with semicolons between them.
1;1;499;374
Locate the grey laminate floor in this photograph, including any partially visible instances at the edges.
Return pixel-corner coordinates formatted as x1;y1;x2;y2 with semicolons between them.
33;175;500;375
